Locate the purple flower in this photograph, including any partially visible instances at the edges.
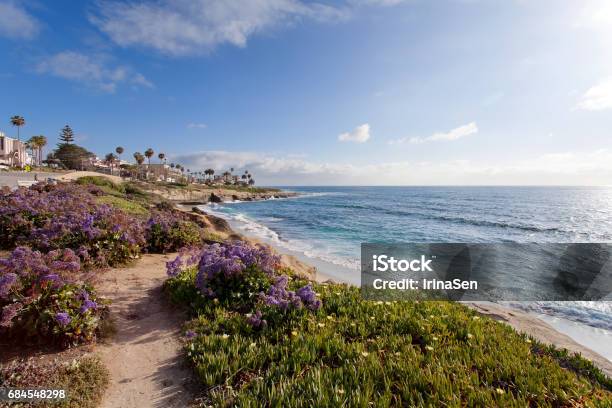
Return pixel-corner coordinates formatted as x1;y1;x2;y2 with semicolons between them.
40;274;60;282
257;277;322;324
195;241;280;297
184;330;197;339
166;256;183;277
0;302;23;327
296;284;322;310
55;312;71;326
246;311;267;329
79;300;97;314
0;273;18;299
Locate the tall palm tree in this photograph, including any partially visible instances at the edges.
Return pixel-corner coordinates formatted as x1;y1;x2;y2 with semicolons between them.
158;152;165;163
36;135;47;166
10;116;25;141
115;146;124;160
26;135;46;166
144;148;154;166
133;152;145;165
105;153;118;173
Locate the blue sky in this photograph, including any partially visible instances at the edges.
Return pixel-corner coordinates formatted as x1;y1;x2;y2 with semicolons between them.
0;0;611;185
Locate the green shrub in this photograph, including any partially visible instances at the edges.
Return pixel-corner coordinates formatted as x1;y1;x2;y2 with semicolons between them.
146;219;203;253
95;195;149;216
5;282;109;347
170;280;611;407
0;356;109;408
76;176;125;194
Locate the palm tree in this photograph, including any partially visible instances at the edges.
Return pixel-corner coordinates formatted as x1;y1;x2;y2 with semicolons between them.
248;178;255;186
10;116;25;141
26;135;46;166
158;152;165;163
133;152;144;165
105;153;118;173
144;148;154;166
36;135;47;166
116;146;124;160
170;163;175;168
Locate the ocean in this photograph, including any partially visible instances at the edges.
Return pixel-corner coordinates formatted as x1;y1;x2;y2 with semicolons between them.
201;186;612;358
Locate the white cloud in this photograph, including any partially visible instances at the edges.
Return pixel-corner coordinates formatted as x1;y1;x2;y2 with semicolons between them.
0;1;39;39
36;51;154;93
170;148;612;186
576;78;612;111
575;1;612;32
390;122;478;144
338;123;371;143
187;123;208;129
90;0;349;56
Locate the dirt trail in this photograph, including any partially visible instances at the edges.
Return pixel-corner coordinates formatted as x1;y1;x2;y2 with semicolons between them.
97;254;196;408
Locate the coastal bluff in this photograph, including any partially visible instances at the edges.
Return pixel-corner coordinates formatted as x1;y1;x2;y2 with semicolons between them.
136;182;297;204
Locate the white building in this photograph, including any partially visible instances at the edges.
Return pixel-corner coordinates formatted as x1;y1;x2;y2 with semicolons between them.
0;131;29;167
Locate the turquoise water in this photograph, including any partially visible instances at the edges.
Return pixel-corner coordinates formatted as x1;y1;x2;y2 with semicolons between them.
203;186;612;333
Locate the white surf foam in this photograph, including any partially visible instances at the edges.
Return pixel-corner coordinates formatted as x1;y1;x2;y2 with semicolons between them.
199;204;360;271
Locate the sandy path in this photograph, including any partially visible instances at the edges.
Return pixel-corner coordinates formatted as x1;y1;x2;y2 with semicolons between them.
97;254;196;408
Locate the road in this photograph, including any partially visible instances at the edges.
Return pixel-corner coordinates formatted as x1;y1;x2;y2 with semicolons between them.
0;171;63;188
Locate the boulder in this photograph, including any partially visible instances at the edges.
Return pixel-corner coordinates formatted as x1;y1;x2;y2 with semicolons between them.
209;193;223;203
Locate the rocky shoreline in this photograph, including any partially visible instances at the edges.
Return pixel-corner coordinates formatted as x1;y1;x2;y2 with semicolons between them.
140;184;297;204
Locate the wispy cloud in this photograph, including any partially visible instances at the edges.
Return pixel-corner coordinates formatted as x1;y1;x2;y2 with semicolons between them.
576;78;612;111
35;51;153;93
575;0;612;32
389;122;478;145
90;0;350;56
338;123;371;143
170;148;612;186
0;1;40;39
187;123;208;129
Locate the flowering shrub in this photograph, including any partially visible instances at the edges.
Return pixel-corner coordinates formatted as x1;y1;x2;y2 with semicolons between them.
166;246;202;277
194;241;279;308
261;275;321;311
0;247;108;346
165;241;321;329
0;183;145;267
146;210;204;253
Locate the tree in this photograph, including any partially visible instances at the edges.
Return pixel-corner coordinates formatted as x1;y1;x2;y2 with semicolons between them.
248;178;255;186
53;143;94;170
105;153;118;173
158;152;165;163
170;163;175;168
115;146;124;160
10;115;25;141
35;135;47;166
133;152;145;165
144;148;154;165
26;135;47;166
59;125;75;144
